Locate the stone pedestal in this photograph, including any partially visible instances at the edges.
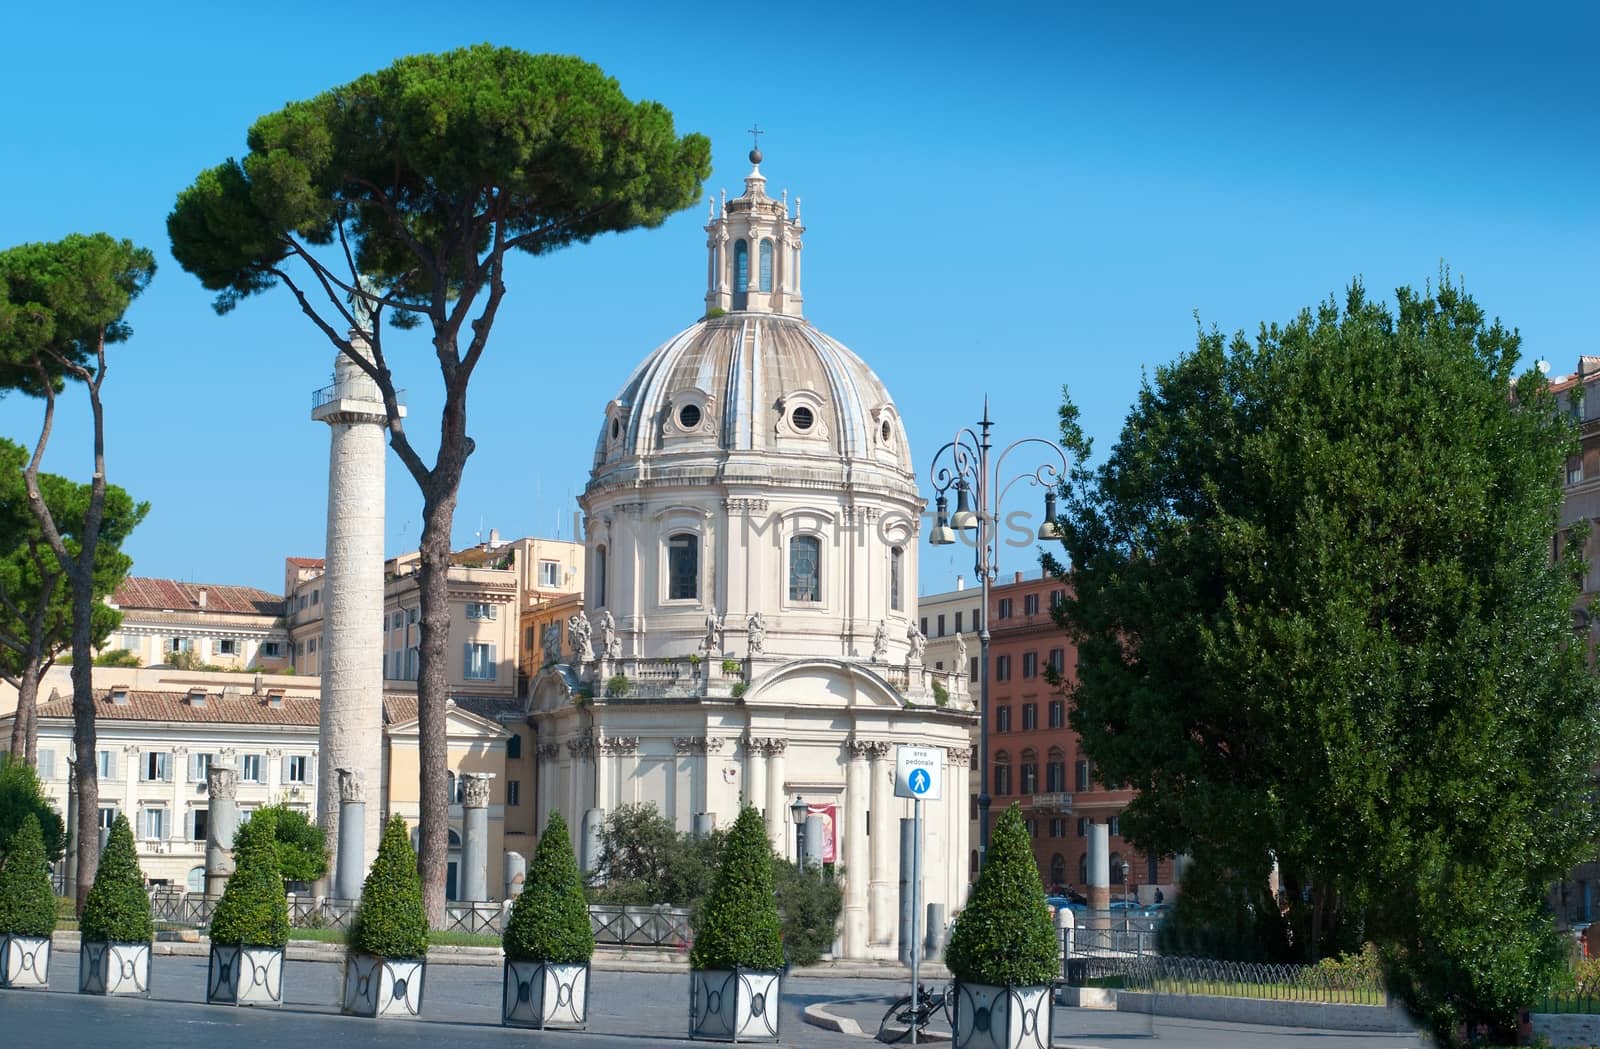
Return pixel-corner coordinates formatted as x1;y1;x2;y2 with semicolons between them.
335;768;366;901
504;851;527;899
205;764;240;897
460;773;493;902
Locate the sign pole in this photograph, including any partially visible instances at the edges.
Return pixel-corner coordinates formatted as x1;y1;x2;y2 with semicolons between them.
910;794;922;1045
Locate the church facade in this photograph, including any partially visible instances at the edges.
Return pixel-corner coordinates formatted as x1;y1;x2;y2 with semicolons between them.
528;151;976;960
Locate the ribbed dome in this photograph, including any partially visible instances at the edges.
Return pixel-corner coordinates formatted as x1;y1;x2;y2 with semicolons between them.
592;312;912;476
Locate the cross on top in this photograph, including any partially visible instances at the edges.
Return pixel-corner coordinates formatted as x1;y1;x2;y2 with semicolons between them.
748;124;764;150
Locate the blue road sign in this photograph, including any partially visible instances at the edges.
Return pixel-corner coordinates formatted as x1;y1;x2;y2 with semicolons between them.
909;768;931;795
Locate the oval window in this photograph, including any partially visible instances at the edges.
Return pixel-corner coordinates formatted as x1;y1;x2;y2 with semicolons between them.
791;406;814;432
610;418;621;440
679;404;702;429
881;419;892;442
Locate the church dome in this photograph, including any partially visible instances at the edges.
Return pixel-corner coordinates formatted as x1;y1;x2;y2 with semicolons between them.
592;312;911;476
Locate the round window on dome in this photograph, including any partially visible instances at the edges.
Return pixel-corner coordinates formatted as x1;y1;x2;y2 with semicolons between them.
791;406;815;432
678;404;702;430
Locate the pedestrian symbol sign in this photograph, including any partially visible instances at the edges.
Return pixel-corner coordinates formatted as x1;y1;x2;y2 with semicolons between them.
894;745;943;801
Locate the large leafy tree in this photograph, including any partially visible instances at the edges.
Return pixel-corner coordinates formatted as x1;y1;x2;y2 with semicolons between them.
1051;277;1600;1043
0;233;156;911
168;46;711;922
0;438;145;764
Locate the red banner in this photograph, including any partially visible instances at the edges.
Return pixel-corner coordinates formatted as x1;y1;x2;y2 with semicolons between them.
807;803;837;864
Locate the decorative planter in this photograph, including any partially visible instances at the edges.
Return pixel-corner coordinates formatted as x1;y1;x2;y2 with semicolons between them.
341;952;426;1018
79;940;151;997
689;967;781;1042
951;982;1053;1049
0;934;50;990
502;958;589;1028
207;944;285;1006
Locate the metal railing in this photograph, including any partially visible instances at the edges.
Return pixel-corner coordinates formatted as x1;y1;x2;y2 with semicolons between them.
311;380;405;410
1070;954;1387;1005
588;904;693;948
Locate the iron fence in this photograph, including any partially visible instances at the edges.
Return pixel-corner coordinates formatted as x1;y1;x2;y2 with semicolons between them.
442;901;506;935
1069;954;1386;1005
148;890;219;928
588;904;693;948
1536;991;1600;1015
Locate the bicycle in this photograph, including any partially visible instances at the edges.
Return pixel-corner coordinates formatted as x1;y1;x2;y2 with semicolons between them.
877;981;952;1043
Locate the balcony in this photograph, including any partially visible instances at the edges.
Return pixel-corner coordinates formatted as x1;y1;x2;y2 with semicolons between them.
311;380;406;411
1029;792;1074;813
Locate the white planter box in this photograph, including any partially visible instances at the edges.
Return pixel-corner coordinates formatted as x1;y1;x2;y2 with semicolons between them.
79;940;151;997
689;967;781;1042
502;958;589;1028
207;944;285;1006
342;952;425;1018
951;982;1053;1049
0;934;50;989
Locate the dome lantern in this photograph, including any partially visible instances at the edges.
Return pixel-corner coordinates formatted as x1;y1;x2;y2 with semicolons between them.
705;146;804;317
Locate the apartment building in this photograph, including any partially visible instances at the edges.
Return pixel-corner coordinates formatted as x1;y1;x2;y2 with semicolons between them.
104;578;290;672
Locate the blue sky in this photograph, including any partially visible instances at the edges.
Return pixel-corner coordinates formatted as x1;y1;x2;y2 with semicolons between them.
2;1;1594;595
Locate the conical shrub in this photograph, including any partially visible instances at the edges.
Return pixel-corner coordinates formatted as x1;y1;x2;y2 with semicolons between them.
349;815;428;959
945;803;1057;986
690;805;783;971
80;813;152;944
0;813;57;937
503;811;594;963
209;815;289;948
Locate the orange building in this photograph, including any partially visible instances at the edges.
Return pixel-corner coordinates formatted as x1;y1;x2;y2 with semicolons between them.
984;571;1175;903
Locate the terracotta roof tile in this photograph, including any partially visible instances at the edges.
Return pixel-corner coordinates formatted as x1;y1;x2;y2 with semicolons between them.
381;693;524;725
285;557;325;568
113;577;285;617
35;689;321;725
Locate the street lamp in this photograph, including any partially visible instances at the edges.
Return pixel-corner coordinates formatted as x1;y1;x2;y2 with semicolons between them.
928;397;1069;873
790;796;809;872
1121;860;1132;933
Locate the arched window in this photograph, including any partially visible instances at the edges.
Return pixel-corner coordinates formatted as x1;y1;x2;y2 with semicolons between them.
1020;748;1039;794
187;865;206;894
890;546;904;611
789;535;821;602
734;240;750;292
759;239;774;292
595;545;608;608
992;751;1012;796
1047;746;1067;792
1050;854;1066;891
668;532;699;600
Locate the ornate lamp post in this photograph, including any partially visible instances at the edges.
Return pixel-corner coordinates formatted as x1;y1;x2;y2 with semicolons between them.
790;796;809;873
928;397;1068;872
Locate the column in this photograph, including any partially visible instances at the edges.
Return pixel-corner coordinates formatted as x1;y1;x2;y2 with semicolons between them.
334;768;366;901
1087;821;1111;917
460;773;493;903
869;742;894;944
205;763;239;898
763;739;787;853
843;742;870;957
744;737;766;819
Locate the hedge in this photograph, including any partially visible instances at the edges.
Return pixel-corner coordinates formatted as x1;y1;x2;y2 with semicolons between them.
945;803;1057;986
209;816;289;947
503;811;593;963
79;813;153;944
689;805;783;971
349;815;428;959
0;813;56;937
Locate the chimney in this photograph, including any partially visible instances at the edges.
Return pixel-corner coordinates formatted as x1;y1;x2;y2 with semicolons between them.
198;587;208;609
109;686;130;705
956;576;966;591
252;673;264;695
489;528;501;547
1014;571;1023;584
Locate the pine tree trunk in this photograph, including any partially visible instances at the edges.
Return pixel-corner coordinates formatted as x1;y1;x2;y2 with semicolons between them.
70;571;99;913
414;492;458;927
9;660;42;764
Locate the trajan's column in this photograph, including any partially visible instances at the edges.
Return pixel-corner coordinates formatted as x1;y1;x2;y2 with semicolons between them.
311;308;395;892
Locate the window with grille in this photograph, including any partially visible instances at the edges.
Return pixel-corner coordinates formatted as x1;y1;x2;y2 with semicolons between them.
668;534;699;600
789;535;821;601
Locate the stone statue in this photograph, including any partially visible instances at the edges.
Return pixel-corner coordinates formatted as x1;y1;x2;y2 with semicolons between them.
955;631;968;674
747;611;766;655
702;608;725;655
347;273;381;333
541;622;563;666
872;619;890;662
598;609;619;659
906;621;927;664
568;611;594;662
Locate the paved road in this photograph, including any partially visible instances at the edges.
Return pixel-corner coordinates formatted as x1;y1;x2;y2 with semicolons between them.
9;953;1433;1048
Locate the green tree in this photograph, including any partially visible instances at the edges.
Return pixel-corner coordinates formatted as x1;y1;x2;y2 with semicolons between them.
209;815;290;948
1051;276;1600;1043
0;750;66;866
0;813;56;937
772;862;844;968
237;803;328;884
503;812;594;963
350;815;428;959
0;438;145;765
0;233;157;911
689;806;783;972
169;47;710;924
945;804;1057;986
79;813;152;943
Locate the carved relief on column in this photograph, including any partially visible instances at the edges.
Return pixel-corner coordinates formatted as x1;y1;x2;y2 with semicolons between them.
747;736;788;756
336;766;366;803
460;773;493;808
207;764;239;801
675;736;726;754
567;733;597;758
850;739;892;760
537;742;562;760
599;736;640;755
944;746;972;767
